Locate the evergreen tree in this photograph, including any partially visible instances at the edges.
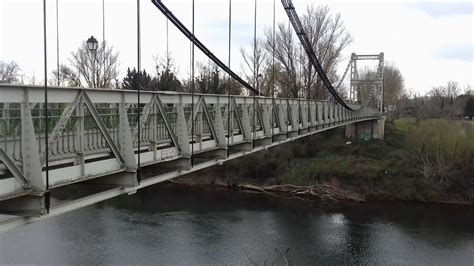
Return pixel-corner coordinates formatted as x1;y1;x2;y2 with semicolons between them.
156;68;182;91
122;67;154;90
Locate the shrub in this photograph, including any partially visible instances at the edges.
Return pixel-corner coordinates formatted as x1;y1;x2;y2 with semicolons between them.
406;119;474;185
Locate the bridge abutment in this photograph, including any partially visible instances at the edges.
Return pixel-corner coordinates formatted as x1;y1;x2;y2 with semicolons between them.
345;117;385;141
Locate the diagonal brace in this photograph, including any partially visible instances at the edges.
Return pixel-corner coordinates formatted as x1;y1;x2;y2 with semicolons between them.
82;92;125;166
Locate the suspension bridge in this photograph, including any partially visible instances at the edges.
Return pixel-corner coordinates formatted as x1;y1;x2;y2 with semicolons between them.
0;0;385;232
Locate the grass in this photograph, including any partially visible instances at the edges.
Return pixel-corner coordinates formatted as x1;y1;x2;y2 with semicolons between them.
196;118;474;203
393;117;415;133
276;118;474;202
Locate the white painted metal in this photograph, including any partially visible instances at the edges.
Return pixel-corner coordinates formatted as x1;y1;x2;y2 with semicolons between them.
0;84;380;229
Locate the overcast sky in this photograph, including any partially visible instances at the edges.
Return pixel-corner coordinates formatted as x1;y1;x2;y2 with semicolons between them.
1;0;473;94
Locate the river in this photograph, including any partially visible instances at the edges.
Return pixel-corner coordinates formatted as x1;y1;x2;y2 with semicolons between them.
0;183;473;265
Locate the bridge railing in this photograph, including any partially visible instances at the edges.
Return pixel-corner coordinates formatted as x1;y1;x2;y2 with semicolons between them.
0;84;379;204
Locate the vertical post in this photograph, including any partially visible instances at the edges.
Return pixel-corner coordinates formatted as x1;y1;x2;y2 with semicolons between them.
56;0;60;86
226;0;232;154
176;96;190;157
190;0;195;165
317;102;323;129
271;0;275;137
214;101;227;148
323;102;329;127
252;0;257;147
76;94;85;177
119;93;137;172
21;89;45;192
43;0;50;212
278;103;287;134
102;0;105;42
241;103;252;141
198;101;203;150
136;0;141;182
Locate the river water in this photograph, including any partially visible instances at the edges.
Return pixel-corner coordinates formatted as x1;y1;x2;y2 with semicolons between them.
0;184;473;265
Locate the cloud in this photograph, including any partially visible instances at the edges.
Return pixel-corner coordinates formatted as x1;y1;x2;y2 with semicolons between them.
408;2;473;17
435;44;473;62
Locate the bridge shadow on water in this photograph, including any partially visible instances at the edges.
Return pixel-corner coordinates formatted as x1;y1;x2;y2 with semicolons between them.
1;182;473;265
91;183;474;264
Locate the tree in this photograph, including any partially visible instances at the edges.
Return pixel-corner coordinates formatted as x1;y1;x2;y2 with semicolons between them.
68;41;120;88
356;66;379;107
240;38;268;95
383;62;405;108
195;61;226;94
263;5;352;99
50;64;81;87
0;61;21;84
122;68;154;91
153;54;182;91
359;62;405;112
428;81;460;116
445;81;460;104
264;23;298;98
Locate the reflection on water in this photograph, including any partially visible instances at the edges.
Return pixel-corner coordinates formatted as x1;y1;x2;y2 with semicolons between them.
0;184;473;265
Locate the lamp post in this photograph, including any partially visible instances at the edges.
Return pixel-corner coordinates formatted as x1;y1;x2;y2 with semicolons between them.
87;36;98;87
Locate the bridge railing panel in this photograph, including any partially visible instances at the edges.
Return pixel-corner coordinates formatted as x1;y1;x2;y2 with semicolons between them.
0;85;380;202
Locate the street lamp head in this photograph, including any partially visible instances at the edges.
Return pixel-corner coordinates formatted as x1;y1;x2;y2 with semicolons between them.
257;73;263;83
86;36;98;52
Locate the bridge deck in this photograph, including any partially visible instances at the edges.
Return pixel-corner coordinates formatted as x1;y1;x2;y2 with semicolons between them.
0;85;379;231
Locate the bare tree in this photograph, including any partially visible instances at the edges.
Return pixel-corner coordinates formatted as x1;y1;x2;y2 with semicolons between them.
383;62;405;108
359;62;405;114
0;61;21;84
264;23;298;98
50;64;81;87
264;5;352;99
67;41;120;88
153;52;179;77
356;66;378;106
240;38;268;95
302;5;352;100
152;53;182;91
429;82;460;111
445;81;460;104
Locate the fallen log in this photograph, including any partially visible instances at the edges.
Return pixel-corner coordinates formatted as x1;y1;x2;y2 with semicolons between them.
238;183;366;203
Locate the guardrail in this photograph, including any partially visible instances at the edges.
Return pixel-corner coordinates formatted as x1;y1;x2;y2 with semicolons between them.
0;84;379;214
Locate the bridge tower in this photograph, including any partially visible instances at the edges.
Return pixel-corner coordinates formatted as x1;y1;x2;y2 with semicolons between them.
344;53;385;141
348;53;384;113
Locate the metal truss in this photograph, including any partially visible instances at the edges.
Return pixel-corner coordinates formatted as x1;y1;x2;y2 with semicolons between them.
347;53;385;113
0;85;379;231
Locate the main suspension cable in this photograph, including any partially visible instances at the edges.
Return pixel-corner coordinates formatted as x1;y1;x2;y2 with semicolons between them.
281;0;357;111
151;0;260;95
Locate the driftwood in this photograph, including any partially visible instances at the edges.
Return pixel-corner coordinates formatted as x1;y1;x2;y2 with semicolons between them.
238;183;365;203
169;180;365;203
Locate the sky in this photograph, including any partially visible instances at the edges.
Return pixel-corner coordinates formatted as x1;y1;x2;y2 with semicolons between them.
0;0;473;95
